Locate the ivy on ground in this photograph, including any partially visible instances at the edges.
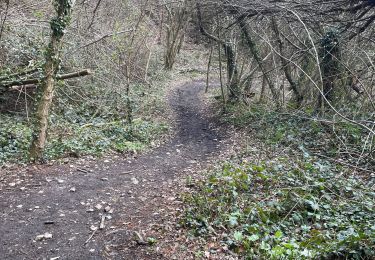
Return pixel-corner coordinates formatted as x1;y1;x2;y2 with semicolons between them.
0;114;167;164
183;157;375;259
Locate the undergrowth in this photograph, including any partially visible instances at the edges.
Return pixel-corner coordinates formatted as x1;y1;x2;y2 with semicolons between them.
0;114;167;164
181;101;374;259
183;157;375;259
222;104;374;171
0;44;208;166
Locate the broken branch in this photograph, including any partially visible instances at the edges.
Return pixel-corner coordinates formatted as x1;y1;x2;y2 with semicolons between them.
0;69;92;91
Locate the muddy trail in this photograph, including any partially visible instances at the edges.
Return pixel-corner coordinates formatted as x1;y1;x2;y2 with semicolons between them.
0;80;230;259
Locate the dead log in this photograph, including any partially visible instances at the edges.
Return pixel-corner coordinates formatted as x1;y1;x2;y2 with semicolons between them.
0;69;92;91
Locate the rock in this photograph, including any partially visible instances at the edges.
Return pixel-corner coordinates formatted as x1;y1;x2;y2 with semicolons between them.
131;177;139;185
87;208;94;212
104;206;111;212
57;179;64;184
90;225;98;231
16;205;23;208
101;177;108;181
95;204;102;210
69;187;76;192
9;182;16;187
35;234;45;241
44;233;53;239
35;232;53;241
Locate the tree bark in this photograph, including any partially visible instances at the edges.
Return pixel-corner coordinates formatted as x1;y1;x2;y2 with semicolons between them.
318;30;341;112
164;1;188;70
205;44;213;93
237;16;280;107
29;0;74;161
196;3;240;100
218;41;226;109
0;69;91;90
271;18;303;106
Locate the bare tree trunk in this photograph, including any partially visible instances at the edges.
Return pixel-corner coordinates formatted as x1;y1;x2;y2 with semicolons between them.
205;44;213;93
0;0;9;43
259;75;267;103
224;42;240;99
238;16;280;107
196;3;241;101
218;42;226;109
29;0;74;161
144;44;152;82
164;1;188;70
271;18;303;106
125;65;132;125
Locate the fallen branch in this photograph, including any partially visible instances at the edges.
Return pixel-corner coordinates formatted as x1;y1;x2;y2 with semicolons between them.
0;69;92;90
0;68;40;81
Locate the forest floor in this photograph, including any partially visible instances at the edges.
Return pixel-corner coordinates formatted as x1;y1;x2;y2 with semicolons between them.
0;79;237;259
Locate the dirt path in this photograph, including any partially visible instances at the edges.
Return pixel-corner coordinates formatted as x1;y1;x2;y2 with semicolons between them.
0;80;230;259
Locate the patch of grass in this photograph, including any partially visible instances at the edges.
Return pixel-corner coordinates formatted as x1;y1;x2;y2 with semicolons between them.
182;157;375;259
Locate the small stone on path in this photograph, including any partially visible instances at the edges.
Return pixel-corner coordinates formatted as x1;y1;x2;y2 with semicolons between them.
131;177;139;185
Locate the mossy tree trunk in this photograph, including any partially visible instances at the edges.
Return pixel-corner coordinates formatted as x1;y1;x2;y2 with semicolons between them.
29;0;74;161
318;30;341;112
196;3;241;101
224;42;240;100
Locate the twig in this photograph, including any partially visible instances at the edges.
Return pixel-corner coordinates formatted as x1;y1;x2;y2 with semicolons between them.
84;229;97;245
99;215;106;229
76;167;89;173
314;153;373;174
